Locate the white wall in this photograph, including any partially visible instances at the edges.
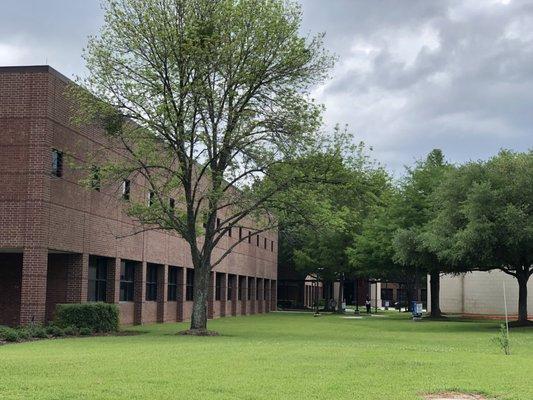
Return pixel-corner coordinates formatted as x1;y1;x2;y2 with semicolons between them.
431;270;533;317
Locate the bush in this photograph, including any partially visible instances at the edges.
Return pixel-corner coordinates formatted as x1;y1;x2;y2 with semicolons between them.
63;326;79;336
16;328;31;341
3;329;20;342
55;303;119;333
45;324;65;337
79;327;93;336
30;326;48;339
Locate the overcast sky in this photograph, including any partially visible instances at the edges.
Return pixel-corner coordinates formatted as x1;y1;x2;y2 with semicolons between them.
1;0;532;175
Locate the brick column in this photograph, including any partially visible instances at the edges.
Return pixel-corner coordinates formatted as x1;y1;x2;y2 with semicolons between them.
270;280;277;311
220;273;227;317
177;267;185;322
134;261;147;325
107;258;121;304
207;271;215;319
66;253;89;303
157;265;168;323
19;247;48;325
265;279;270;313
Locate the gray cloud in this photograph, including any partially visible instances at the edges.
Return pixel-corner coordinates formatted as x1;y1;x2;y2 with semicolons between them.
0;0;531;174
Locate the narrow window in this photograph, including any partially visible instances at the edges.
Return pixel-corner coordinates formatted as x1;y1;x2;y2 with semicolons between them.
227;275;234;301
256;280;260;300
88;258;107;302
248;277;253;300
264;237;267;249
238;276;245;300
186;269;194;301
120;261;135;302
148;191;155;206
215;273;222;301
169;198;175;210
216;218;221;228
168;267;178;301
91;165;101;191
239;227;243;240
122;179;130;200
247;231;251;244
271;241;274;252
256;235;260;247
264;282;268;300
228;227;232;237
51;149;63;177
146;264;158;301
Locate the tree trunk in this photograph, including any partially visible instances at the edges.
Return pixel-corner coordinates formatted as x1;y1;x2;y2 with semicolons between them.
190;261;210;331
516;270;529;325
429;271;442;318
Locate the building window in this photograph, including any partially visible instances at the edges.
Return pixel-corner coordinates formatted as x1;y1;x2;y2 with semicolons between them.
148;191;155;207
239;276;246;301
91;166;101;191
256;235;260;247
122;180;130;200
239;227;243;240
247;231;251;244
88;258;107;302
216;218;221;228
169;198;175;210
256;280;260;300
51;149;63;177
264;282;268;300
228;227;232;237
215;273;223;301
186;268;194;301
227;275;234;301
168;267;179;301
264;237;267;249
248;278;253;300
146;264;158;301
271;241;274;252
120;261;135;302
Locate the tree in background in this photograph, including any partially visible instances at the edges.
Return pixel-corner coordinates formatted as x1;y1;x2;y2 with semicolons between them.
277;135;389;312
73;0;333;333
392;149;455;318
427;150;533;325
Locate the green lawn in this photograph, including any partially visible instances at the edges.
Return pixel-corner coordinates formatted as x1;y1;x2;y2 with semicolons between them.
1;312;532;400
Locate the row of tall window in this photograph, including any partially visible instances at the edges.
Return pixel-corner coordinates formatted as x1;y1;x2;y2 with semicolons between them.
87;258;270;303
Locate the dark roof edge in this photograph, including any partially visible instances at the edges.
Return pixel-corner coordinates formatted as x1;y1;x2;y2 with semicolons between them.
0;65;73;84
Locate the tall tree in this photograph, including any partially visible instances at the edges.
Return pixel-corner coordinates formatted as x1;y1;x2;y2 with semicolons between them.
392;149;455;318
73;0;333;332
427;150;533;325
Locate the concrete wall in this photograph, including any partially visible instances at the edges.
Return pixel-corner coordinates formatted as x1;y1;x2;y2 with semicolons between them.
431;271;533;318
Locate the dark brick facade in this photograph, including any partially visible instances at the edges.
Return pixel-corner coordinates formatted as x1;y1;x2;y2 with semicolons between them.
0;66;277;327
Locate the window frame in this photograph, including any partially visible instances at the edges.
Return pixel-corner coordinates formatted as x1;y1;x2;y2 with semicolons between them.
88;258;107;302
167;267;179;301
51;149;63;177
185;269;194;301
122;179;131;200
119;261;135;302
145;264;158;301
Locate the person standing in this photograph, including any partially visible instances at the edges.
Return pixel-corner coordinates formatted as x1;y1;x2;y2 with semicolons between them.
365;297;371;314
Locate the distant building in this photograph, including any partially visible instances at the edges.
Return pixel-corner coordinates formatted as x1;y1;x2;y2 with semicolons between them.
0;66;277;327
428;271;533;318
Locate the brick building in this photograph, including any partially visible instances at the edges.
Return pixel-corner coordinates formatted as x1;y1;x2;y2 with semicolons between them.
0;65;278;327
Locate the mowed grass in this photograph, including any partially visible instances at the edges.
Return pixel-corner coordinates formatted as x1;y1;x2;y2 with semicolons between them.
1;312;533;400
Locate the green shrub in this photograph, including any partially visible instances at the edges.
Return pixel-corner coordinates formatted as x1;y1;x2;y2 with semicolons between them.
63;326;79;336
30;327;48;339
3;329;20;342
16;328;31;341
55;303;119;333
45;324;65;337
79;327;93;336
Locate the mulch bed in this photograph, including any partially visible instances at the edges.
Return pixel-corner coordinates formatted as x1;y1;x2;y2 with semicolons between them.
424;393;489;400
